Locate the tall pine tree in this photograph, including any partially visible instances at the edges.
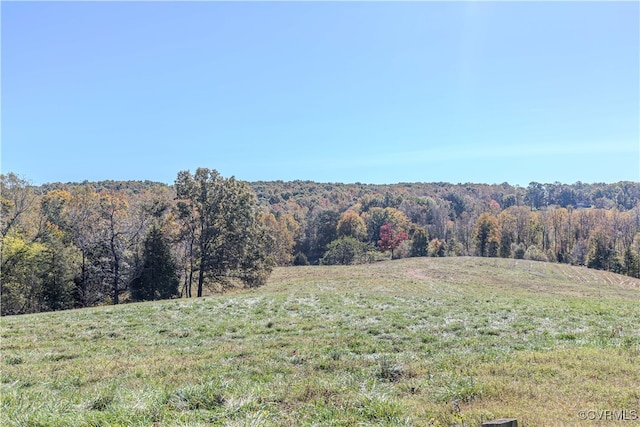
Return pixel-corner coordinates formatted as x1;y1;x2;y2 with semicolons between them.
130;226;179;301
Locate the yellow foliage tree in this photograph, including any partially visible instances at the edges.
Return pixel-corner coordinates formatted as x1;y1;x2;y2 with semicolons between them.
474;213;500;257
337;210;367;241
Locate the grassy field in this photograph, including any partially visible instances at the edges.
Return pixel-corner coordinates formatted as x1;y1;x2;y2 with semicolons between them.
1;257;639;426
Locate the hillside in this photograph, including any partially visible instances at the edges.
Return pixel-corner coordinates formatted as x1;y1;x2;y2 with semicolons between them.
2;258;639;426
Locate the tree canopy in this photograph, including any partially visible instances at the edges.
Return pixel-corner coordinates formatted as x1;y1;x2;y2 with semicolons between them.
2;171;640;316
175;168;273;297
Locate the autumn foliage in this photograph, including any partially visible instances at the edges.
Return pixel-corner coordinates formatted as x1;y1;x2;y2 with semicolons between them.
378;223;409;258
2;172;640;315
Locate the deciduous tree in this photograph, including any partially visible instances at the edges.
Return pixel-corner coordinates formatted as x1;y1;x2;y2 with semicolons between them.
321;236;369;265
337;210;367;241
525;182;547;210
261;212;299;266
378;223;409;259
474;213;500;257
1;173;37;239
307;210;340;263
175;168;273;297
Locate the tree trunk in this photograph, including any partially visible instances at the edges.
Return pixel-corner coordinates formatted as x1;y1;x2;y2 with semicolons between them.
80;251;87;306
113;255;120;305
187;240;195;298
182;273;188;298
197;239;206;297
197;263;204;297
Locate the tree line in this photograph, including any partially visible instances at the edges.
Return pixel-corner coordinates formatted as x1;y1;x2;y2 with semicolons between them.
1;169;273;315
2;171;639;315
251;180;640;275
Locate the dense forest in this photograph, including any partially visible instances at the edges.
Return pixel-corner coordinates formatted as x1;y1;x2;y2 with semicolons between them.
2;170;639;315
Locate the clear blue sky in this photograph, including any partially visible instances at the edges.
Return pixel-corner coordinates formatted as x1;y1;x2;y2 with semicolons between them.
2;1;638;186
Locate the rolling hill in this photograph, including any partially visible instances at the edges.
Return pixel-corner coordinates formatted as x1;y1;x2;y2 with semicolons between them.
2;257;639;426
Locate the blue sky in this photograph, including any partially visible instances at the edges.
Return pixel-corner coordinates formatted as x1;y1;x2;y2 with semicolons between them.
2;1;638;186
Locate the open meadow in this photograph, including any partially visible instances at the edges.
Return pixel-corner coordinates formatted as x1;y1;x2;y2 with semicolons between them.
2;257;639;426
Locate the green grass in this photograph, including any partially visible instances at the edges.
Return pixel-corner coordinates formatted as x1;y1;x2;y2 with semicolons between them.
2;257;639;426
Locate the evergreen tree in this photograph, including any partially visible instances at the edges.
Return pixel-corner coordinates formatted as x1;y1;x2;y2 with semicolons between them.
410;227;429;257
39;237;75;312
622;247;639;278
293;252;310;266
130;227;179;301
586;228;612;270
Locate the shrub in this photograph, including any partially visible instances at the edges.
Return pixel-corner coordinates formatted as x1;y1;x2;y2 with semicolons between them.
428;239;447;257
524;245;547;262
293;252;310;266
321;237;371;265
